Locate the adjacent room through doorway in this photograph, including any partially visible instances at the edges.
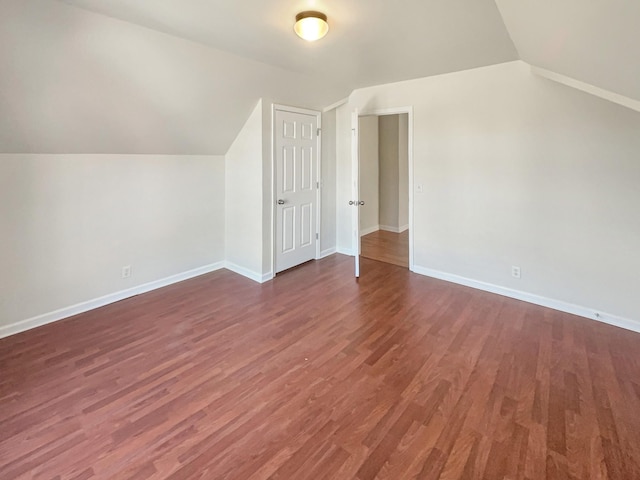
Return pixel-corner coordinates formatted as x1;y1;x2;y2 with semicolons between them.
358;113;409;268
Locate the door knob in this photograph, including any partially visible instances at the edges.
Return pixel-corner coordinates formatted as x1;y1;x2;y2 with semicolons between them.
348;200;355;205
358;201;365;206
277;199;285;205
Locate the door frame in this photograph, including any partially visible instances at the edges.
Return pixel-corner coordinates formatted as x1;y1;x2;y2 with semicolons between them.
271;104;322;275
357;106;414;272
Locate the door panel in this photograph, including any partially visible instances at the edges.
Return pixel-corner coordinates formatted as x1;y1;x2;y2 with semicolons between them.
301;122;314;140
275;109;319;273
282;205;295;253
352;109;360;277
282;146;295;193
283;120;296;138
300;203;312;247
301;146;313;191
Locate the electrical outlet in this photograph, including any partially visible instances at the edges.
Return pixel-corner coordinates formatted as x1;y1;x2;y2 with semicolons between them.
511;266;521;279
122;265;131;279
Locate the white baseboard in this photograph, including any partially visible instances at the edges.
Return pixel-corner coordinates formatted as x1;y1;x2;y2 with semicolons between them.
319;247;337;259
412;265;640;334
380;224;409;233
224;261;272;284
336;247;355;257
360;225;380;237
0;262;226;339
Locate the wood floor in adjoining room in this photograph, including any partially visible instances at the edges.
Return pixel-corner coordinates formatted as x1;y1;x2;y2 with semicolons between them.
361;229;409;268
1;255;640;479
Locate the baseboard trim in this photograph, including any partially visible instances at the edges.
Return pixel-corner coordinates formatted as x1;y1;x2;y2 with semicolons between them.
360;225;380;237
336;247;355;257
0;262;226;339
319;248;337;259
380;224;409;233
412;265;640;334
224;262;272;284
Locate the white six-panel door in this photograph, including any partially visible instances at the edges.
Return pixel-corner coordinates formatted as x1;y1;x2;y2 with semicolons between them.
275;108;319;273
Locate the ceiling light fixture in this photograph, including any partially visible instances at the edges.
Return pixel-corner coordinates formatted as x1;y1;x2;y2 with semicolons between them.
294;11;329;42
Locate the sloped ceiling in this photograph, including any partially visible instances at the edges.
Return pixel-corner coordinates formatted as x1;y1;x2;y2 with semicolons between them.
0;0;517;154
8;1;639;154
60;0;518;89
495;0;640;101
0;0;347;154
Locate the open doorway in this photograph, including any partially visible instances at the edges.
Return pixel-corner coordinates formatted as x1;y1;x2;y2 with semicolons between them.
358;113;409;268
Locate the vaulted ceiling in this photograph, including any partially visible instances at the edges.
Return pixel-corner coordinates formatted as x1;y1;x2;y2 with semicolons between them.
1;0;638;154
60;0;518;90
495;0;640;101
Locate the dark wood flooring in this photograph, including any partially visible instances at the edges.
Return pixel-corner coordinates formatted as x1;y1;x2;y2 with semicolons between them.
361;230;409;268
1;255;640;479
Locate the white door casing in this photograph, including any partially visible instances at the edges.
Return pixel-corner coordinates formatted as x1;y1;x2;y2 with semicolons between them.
274;107;320;273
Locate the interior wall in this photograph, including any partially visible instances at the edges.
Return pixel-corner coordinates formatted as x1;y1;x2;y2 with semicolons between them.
378;115;400;230
225;100;264;279
339;60;640;324
398;114;409;230
260;98;274;278
358;116;380;235
0;153;225;333
321;110;337;255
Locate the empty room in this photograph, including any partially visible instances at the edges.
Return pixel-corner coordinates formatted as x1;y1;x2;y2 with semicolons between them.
1;1;640;479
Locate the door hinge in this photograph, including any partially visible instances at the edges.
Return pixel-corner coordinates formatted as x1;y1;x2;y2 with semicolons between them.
316;181;320;189
316;233;319;240
317;127;321;136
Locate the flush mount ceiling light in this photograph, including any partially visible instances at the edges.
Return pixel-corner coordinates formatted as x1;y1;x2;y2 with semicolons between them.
294;11;329;42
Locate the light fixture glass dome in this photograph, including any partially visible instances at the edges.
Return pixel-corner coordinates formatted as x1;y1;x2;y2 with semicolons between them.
294;11;329;42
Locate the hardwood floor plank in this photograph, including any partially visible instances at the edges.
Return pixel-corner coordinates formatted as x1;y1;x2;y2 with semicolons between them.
1;254;640;479
360;229;409;268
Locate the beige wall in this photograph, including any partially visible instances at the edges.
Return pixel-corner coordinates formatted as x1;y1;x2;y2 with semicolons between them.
398;114;409;229
225;100;264;280
0;153;225;334
378;116;400;230
358;116;380;234
338;60;640;325
377;114;409;231
321;110;337;254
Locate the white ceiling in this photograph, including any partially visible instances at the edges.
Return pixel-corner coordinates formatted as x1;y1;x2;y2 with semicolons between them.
2;0;638;154
495;0;640;101
60;0;518;90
